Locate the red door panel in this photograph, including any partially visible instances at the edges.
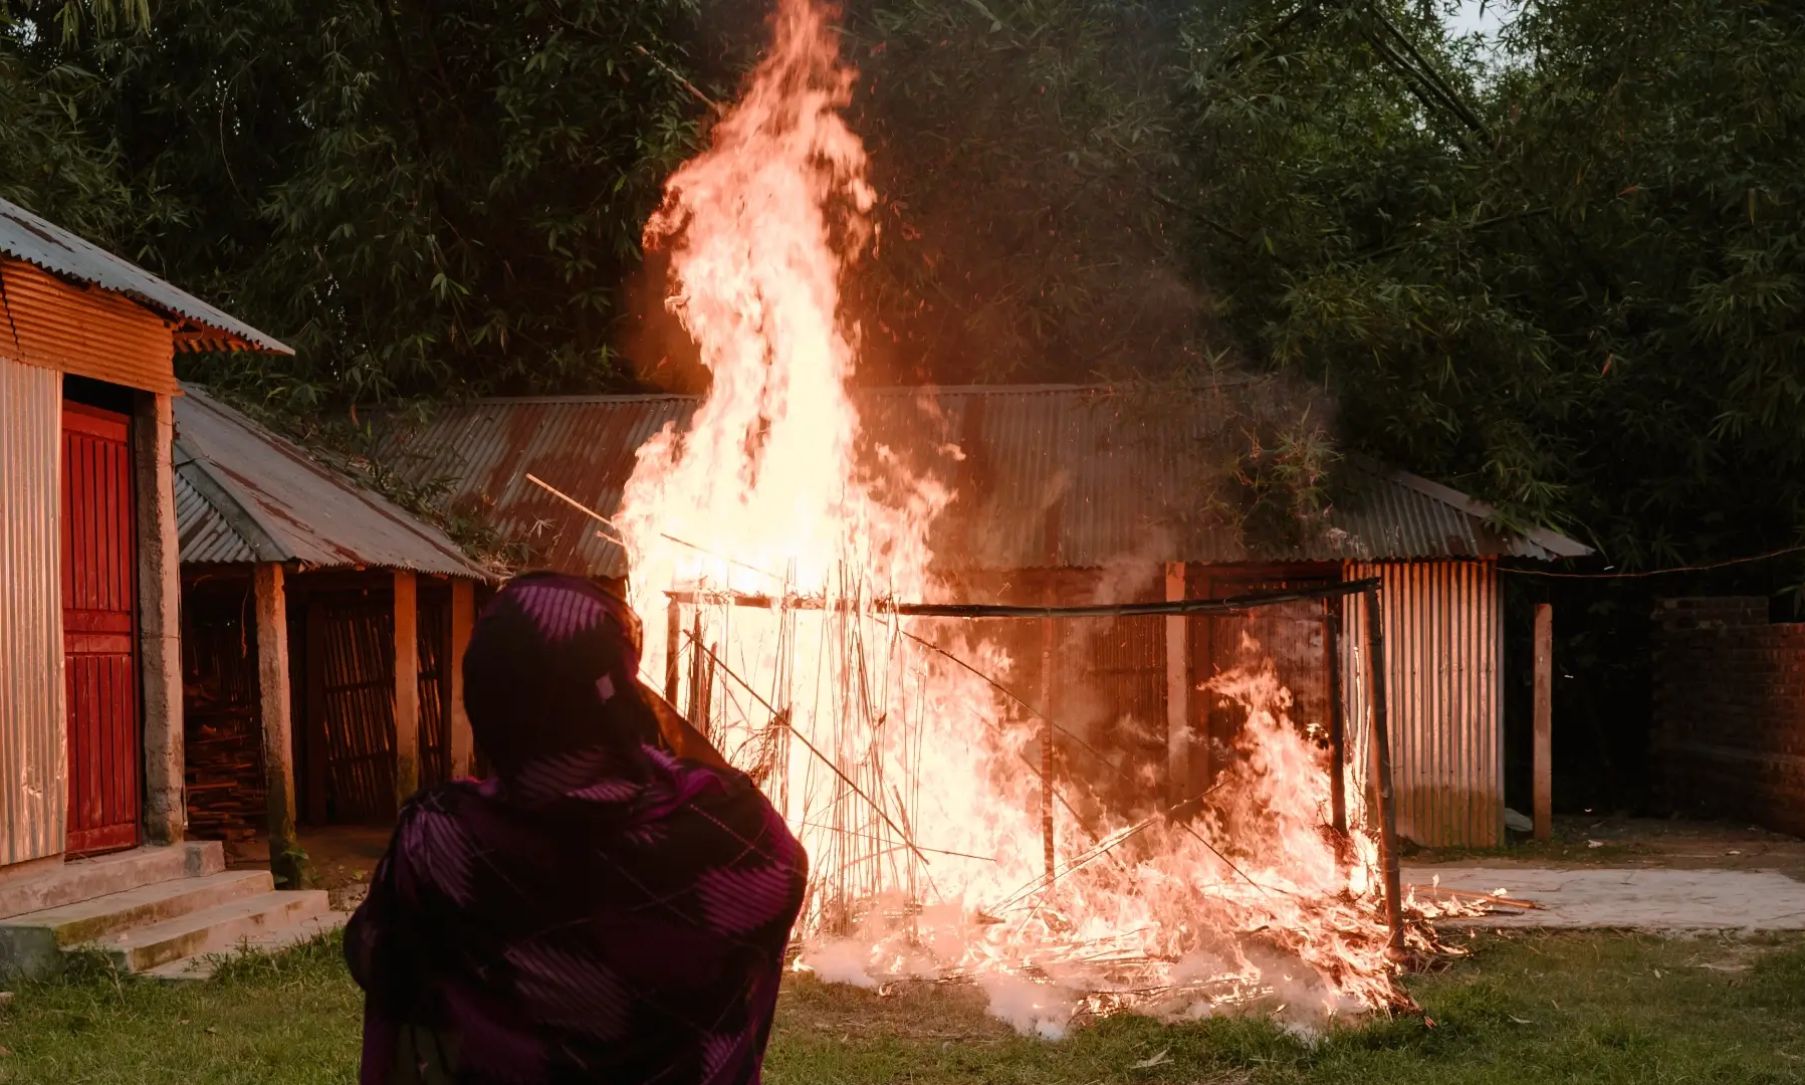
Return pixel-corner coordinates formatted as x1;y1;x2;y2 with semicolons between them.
62;402;140;857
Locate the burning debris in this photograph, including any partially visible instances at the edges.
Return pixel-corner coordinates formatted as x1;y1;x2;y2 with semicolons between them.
613;0;1484;1035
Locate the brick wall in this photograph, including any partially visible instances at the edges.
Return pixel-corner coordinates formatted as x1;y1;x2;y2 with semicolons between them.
1653;597;1805;835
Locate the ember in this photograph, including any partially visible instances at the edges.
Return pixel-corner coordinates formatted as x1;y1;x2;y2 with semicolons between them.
616;0;1470;1033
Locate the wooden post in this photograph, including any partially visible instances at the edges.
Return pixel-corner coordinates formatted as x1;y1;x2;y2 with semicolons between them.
687;611;706;723
1533;603;1554;842
254;564;302;887
1039;605;1057;885
1325;596;1346;837
1363;586;1405;956
392;571;420;810
665;596;683;704
1165;562;1191;805
447;579;476;779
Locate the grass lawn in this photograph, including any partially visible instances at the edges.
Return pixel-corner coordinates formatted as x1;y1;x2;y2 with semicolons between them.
3;930;1804;1084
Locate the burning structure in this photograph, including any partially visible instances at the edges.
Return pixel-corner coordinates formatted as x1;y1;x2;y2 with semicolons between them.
373;0;1588;1032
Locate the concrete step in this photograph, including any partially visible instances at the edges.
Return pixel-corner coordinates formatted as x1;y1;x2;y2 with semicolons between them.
0;842;224;921
97;890;332;973
144;910;349;982
0;870;274;977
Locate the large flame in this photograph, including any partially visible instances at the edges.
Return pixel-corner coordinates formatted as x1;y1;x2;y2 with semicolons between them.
618;0;1443;1033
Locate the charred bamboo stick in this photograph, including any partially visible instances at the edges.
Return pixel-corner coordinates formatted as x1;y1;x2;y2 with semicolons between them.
682;632;932;869
1038;593;1058;886
665;578;1382;619
1363;586;1406;956
1326;597;1347;837
523;472;780;582
665;597;682;704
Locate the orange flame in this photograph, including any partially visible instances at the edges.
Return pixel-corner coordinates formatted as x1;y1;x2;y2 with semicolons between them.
620;0;1454;1033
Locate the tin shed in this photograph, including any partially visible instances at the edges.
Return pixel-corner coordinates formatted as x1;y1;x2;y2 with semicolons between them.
173;387;491;882
372;384;1591;846
0;198;289;877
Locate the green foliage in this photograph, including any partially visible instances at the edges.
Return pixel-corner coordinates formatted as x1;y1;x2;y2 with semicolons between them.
1179;0;1805;569
0;0;705;405
5;0;1805;579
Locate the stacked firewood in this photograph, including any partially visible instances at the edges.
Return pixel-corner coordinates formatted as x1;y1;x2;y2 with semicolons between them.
183;686;267;843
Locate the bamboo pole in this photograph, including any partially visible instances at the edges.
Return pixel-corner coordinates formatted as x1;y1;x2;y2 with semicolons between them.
1326;596;1346;837
664;578;1382;620
665;596;682;704
1165;562;1191;805
1039;603;1057;885
448;580;476;779
1363;586;1405;956
392;571;420;811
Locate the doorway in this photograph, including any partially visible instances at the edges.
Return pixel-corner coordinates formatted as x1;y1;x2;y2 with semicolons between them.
61;400;141;857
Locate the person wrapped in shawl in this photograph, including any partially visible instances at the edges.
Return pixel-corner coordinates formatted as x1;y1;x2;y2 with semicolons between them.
346;572;808;1084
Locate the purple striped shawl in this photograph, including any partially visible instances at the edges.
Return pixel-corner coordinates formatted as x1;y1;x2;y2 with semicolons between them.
346;575;807;1084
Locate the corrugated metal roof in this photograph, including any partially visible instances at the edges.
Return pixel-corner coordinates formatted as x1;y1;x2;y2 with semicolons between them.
371;384;1591;578
372;394;694;577
0;198;291;356
174;470;256;564
174;385;489;578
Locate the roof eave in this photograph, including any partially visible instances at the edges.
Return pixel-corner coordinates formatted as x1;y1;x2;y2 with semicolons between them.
169;318;292;357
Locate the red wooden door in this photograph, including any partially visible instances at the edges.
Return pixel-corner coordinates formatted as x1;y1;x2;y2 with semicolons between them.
62;402;140;857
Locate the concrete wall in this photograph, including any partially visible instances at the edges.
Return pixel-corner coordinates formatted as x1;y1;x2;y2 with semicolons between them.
135;391;184;845
1653;597;1805;836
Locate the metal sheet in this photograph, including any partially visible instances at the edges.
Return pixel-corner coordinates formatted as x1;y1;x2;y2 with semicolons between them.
0;260;179;394
0;358;66;866
174;471;256;564
0;198;289;355
374;395;693;578
173;387;489;579
1342;561;1503;847
373;386;1589;577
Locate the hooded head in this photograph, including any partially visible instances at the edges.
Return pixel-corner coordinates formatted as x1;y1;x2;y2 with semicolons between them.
462;572;663;799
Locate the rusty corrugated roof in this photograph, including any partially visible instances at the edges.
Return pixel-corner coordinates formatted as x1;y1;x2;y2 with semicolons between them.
0;198;290;355
174;385;490;578
371;384;1591;578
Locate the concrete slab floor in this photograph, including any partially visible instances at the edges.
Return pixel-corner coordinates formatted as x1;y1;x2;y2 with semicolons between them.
1410;864;1805;930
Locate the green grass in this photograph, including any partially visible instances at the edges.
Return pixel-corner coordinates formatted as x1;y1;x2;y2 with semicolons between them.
1403;838;1642;866
4;931;1804;1084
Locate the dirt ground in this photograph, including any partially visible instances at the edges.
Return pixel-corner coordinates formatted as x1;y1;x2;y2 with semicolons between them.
1400;816;1805;932
226;824;389;910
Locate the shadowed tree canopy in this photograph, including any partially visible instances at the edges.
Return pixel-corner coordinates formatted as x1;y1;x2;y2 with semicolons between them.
1177;0;1805;571
1;0;704;407
4;0;1805;578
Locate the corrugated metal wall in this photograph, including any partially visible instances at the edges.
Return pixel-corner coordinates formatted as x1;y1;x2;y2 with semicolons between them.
0;357;65;866
1343;561;1503;847
0;259;177;394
